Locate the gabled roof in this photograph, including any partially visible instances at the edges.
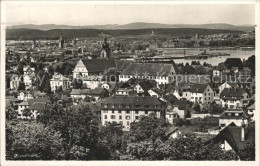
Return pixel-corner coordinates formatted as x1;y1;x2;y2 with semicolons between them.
79;102;101;112
27;98;50;106
220;88;248;100
82;88;107;95
137;80;156;92
18;100;30;106
219;108;250;120
121;63;175;76
247;103;255;110
6;96;20;102
71;88;107;96
165;126;179;136
115;60;131;71
82;59;116;73
172;99;191;110
70;89;82;95
190;84;209;93
149;88;164;95
97;96;161;109
210;122;255;152
27;102;45;110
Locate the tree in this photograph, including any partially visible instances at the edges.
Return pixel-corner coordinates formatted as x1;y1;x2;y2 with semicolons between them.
224;58;243;70
6;108;18;120
54;65;61;73
6;75;10;89
17;65;24;75
72;79;83;89
48;65;54;76
22;108;32;119
6;121;64;160
202;102;225;115
192;103;201;113
238;142;255;160
17;82;25;91
98;122;126;159
43;72;51;94
37;105;100;160
36;69;44;91
243;55;255;76
129;114;171;142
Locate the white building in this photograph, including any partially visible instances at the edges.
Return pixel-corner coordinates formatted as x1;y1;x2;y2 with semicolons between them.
17;91;34;101
219;88;250;108
165;99;190;124
97;96;163;130
190;84;214;104
23;66;36;89
10;74;20;90
72;59;117;79
50;73;70;92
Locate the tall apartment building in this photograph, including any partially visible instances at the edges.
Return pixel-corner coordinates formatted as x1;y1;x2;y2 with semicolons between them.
97;96;163;130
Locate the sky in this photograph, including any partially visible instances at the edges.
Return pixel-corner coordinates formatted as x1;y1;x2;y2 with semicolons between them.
4;3;255;26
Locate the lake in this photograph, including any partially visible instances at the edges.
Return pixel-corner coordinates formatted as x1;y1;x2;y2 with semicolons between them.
159;48;255;66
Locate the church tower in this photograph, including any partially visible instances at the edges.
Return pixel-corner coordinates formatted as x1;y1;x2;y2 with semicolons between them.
100;37;111;58
59;35;64;48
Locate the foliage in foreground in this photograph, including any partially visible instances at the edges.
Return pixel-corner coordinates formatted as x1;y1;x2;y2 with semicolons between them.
6;110;254;160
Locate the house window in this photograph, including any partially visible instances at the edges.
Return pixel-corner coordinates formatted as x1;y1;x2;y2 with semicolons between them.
145;105;149;108
127;121;130;126
126;116;130;120
126;111;130;114
104;115;107;119
119;121;123;124
145;110;148;114
118;110;122;113
135;110;139;114
135;116;139;120
111;115;116;119
119;115;122;119
112;110;115;113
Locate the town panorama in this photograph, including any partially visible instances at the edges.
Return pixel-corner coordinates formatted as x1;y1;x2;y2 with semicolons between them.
5;23;255;160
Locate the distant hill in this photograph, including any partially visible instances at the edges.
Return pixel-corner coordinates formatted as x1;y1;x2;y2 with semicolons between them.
6;28;244;40
7;22;254;32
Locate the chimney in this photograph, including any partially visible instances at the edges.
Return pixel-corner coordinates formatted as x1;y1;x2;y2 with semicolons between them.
241;118;245;141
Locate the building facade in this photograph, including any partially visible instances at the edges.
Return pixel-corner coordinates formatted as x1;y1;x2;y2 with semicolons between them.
190;84;214;104
50;73;70;92
97;96;163;130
